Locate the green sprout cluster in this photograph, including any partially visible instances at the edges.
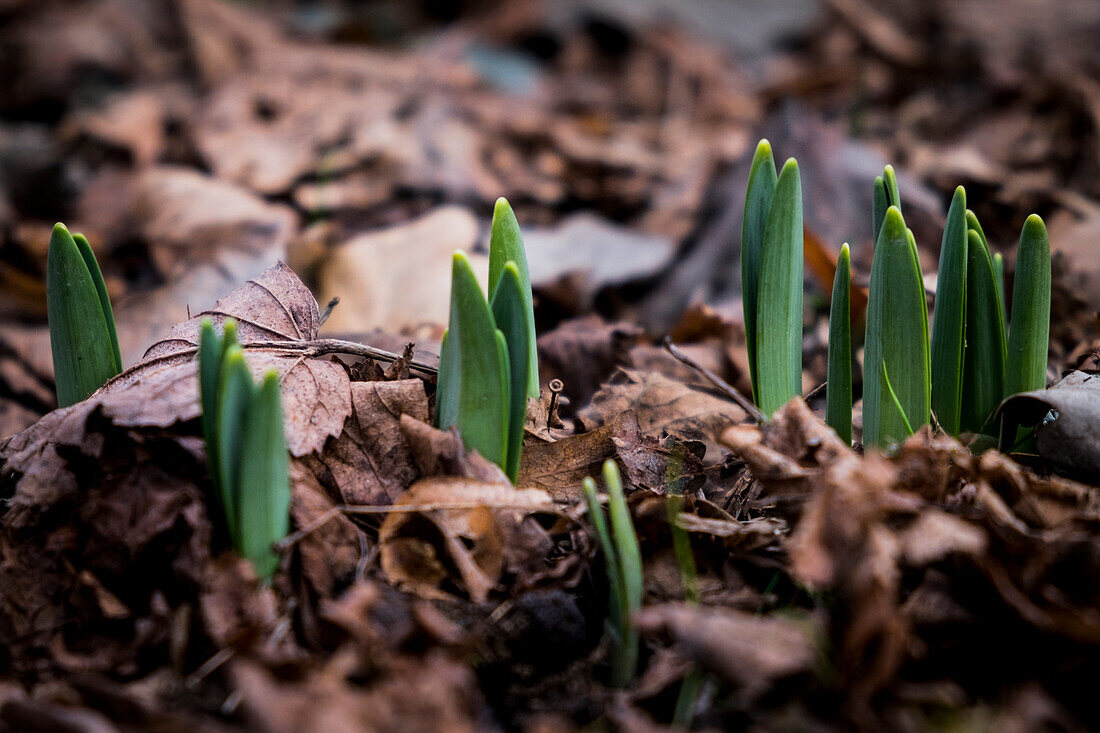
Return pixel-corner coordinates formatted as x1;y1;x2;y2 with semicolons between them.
199;319;291;579
740;139;1051;449
436;198;538;482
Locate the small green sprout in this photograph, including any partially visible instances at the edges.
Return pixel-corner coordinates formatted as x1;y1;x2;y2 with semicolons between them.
47;223;122;407
741;140;804;417
583;460;642;689
825;243;852;444
863;203;930;447
666;492;705;727
1005;215;1051;396
436;198;537;482
199;319;290;579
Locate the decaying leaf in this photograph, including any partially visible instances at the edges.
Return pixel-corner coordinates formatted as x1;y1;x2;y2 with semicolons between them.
379;477;556;603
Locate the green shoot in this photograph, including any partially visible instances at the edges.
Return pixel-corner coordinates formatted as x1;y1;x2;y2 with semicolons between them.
583;460;642;688
47;223;122;406
489;262;531;482
755;157;804;416
741;140;778;403
1005;215;1051;395
959;228;1006;435
929;187;968;436
487;197;539;398
198;318;291;579
825;243;852;444
236;372;291;579
863;206;930;447
436;252;511;470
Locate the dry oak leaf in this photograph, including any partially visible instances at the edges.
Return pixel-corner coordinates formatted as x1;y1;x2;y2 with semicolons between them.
379;477;555;604
0;263;350;512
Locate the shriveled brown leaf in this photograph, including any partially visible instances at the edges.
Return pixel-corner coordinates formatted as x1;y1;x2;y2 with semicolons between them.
379;478;554;603
634;603;817;701
231;649;482;733
583;369;748;458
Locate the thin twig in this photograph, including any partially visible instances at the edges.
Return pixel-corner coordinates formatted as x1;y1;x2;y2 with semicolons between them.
662;336;766;424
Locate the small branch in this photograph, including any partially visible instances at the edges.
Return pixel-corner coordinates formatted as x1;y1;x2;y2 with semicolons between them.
105;338;438;392
247;339;438;376
662;336;766;424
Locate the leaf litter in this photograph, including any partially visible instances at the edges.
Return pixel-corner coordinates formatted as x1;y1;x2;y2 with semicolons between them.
2;0;1100;730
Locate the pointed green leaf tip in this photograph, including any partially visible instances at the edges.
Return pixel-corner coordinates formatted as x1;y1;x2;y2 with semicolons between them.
47;223;122;407
437;251;511;468
755;157;803;417
826;243;852;443
487;198;539;399
740;139;777;404
864;206;930;447
490;262;530;482
1005;214;1050;396
872;165;901;247
930;186;968;435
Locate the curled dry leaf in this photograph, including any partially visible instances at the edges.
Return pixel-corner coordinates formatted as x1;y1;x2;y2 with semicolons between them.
379;477;556;603
634;603;817;702
998;370;1100;477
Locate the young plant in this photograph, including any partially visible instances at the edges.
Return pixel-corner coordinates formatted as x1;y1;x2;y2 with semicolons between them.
863;202;930;448
741;140;804;416
47;223;122;407
1004;215;1051;396
825;243;852;444
199;319;291;580
583;460;643;689
436;198;537;482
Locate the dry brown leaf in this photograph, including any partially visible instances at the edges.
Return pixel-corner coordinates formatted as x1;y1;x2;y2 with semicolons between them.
583;369;748;458
379;478;554;603
634;603;816;701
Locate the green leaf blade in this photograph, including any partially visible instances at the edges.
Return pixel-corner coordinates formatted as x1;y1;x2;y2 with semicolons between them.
959;229;1007;435
215;344;255;543
826;243;852;443
47;223;121;407
436;252;510;468
741;140;778;404
236;370;291;579
603;460;641;688
930;186;968;436
490;262;531;482
755;157;803;417
73;233;122;372
864;206;930;447
1005;215;1051;396
487;197;539;398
